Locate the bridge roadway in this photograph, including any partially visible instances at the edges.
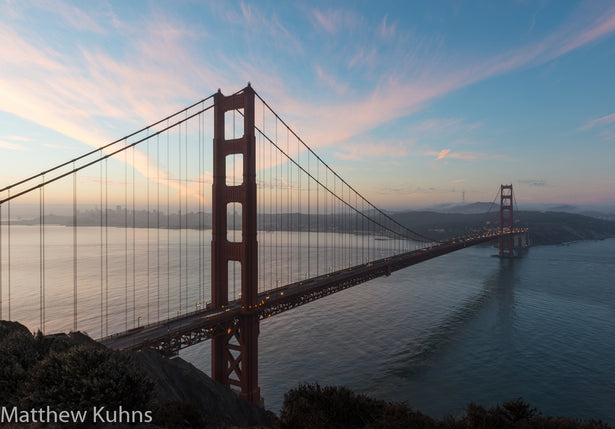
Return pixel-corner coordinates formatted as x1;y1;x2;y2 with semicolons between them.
100;230;524;354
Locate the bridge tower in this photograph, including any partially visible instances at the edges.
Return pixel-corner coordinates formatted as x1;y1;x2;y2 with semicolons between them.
211;85;261;404
499;184;514;257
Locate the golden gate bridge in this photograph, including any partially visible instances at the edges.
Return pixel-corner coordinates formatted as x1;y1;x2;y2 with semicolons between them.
0;85;527;404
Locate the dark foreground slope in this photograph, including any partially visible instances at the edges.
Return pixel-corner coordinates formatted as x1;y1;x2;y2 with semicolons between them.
0;320;273;428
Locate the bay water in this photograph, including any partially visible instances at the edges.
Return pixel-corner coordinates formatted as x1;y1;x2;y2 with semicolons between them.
184;238;615;422
3;225;614;422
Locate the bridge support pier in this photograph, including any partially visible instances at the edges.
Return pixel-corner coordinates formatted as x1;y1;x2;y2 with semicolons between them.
211;85;261;405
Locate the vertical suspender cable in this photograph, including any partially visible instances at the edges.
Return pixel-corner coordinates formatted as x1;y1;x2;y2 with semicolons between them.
105;159;109;336
198;108;202;306
147;132;150;324
73;165;77;331
268;125;273;289
100;154;104;336
132;147;136;326
166;123;170;318
178;124;182;314
184;119;188;312
297;134;300;280
233;110;237;299
0;204;3;321
39;183;44;332
157;133;160;320
8;193;11;320
125;142;128;330
307;149;310;278
317;159;319;276
287;128;291;285
275;116;279;286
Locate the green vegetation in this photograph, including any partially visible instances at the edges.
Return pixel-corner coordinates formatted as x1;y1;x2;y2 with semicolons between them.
278;383;612;429
0;321;153;424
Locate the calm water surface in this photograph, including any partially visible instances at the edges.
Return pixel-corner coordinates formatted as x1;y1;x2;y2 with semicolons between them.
182;239;615;422
4;225;614;422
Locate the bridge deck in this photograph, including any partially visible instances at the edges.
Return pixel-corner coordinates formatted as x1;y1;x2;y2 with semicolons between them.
100;231;523;354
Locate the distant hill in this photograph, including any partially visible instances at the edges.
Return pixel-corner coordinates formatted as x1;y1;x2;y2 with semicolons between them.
6;205;615;246
391;209;615;245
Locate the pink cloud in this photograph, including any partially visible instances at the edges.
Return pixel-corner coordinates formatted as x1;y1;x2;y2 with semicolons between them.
581;112;615;130
312;8;361;34
334;139;409;161
0;140;28;151
315;64;348;95
436;149;450;160
262;2;615;152
37;1;106;33
379;15;396;39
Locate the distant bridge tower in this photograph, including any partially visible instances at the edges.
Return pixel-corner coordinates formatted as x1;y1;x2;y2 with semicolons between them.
211;85;261;404
499;184;515;257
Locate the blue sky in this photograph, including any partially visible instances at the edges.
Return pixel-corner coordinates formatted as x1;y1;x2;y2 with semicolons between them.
1;0;614;208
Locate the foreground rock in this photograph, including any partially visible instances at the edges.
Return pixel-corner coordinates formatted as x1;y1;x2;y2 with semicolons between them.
130;348;274;428
0;320;273;428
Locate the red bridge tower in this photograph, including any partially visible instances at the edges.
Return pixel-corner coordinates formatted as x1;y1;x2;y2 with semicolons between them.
211;85;261;404
499;184;515;257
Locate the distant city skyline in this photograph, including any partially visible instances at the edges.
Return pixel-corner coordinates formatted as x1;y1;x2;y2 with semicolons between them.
1;1;615;208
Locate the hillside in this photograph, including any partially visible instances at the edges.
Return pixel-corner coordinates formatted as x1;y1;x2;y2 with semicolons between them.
392;210;615;245
7;207;615;246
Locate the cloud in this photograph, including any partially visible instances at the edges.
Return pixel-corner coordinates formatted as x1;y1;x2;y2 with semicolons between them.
314;64;348;95
223;1;303;54
262;3;615;152
3;135;32;142
333;139;409;161
312;8;361;34
435;149;450;160
424;149;508;161
37;1;106;33
42;143;75;150
450;179;465;183
0;140;28;151
378;15;396;39
580;112;615;130
519;179;547;186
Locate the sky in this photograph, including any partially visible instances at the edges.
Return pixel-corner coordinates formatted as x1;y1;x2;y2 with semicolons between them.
1;0;615;209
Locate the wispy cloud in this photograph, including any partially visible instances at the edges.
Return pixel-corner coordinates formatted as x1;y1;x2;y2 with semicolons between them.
425;149;507;161
435;149;450;160
312;8;361;34
334;139;409;161
37;1;106;33
315;64;348;95
0;140;28;151
450;178;465;183
263;3;615;152
519;179;547;186
378;15;396;39
580;112;615;130
3;135;32;142
42;143;74;150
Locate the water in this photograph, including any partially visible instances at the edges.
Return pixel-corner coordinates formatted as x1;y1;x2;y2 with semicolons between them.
183;238;615;423
3;225;614;423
